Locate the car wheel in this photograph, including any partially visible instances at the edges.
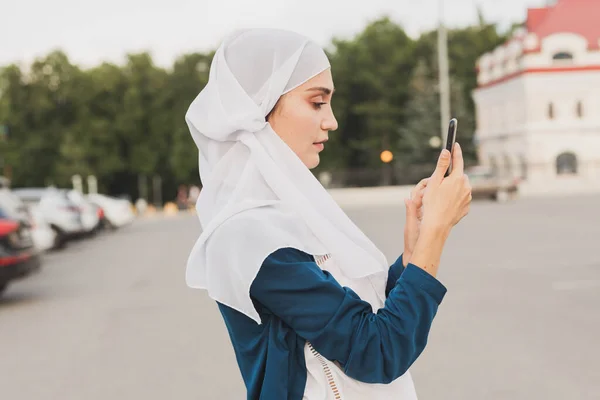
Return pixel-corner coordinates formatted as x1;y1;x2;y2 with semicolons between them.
0;283;7;297
496;189;509;203
103;218;117;231
51;226;67;249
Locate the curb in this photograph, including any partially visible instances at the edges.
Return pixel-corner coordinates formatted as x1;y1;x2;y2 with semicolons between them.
135;184;600;219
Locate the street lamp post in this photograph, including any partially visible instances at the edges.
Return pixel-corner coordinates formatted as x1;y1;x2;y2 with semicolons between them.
437;0;451;141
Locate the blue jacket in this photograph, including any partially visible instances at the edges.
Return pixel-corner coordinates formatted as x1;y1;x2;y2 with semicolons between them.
217;248;447;399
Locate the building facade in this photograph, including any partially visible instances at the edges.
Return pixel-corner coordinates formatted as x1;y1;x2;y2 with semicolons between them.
472;0;600;194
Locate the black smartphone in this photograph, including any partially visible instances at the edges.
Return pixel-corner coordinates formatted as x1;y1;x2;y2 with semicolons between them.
444;118;458;177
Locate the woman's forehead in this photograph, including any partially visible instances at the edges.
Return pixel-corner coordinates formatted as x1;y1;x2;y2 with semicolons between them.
298;69;334;93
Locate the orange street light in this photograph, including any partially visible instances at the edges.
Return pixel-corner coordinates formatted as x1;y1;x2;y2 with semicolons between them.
380;150;394;163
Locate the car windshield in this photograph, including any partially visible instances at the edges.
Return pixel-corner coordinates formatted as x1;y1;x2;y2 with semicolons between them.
14;195;42;206
13;188;68;206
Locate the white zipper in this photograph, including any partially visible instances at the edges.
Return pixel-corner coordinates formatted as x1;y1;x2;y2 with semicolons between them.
314;254;331;267
310;254;342;399
307;342;342;400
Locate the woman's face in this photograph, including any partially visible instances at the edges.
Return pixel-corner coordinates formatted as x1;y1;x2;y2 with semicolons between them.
267;68;338;169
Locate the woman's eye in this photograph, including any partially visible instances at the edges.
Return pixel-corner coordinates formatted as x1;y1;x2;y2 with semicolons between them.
313;102;327;109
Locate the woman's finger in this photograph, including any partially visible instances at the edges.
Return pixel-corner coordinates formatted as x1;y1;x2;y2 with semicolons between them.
405;199;420;230
411;179;429;209
450;142;464;176
411;178;429;199
413;189;427;208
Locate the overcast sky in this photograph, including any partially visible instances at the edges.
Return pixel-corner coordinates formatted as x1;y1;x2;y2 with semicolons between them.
3;0;549;69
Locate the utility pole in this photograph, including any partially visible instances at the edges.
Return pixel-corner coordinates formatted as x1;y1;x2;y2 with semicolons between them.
437;0;451;140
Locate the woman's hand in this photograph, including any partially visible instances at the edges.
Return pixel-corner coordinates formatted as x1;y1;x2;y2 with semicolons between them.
421;142;472;234
403;178;428;267
408;143;472;277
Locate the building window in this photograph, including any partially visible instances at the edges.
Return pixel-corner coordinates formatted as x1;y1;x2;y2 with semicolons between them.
576;101;584;118
552;52;574;63
556;152;578;175
548;103;555;119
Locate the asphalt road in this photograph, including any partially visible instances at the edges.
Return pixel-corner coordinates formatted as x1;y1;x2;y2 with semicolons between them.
1;194;599;400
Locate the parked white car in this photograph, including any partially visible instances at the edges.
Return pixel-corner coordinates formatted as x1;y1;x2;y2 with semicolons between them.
13;188;85;248
0;188;57;251
87;193;135;229
28;204;57;251
65;190;101;234
0;188;30;222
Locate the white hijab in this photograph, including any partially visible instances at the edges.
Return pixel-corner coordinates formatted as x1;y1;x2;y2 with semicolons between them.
185;28;389;324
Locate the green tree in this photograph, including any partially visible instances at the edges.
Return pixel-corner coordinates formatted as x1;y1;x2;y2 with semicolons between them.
326;17;416;185
397;59;474;179
0;51;85;186
77;62;128;193
165;52;212;186
0;15;512;195
413;23;507;162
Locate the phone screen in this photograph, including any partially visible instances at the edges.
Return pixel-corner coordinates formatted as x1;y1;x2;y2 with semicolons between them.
445;118;458;176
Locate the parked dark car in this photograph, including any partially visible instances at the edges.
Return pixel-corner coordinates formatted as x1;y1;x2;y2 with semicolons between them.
0;217;41;297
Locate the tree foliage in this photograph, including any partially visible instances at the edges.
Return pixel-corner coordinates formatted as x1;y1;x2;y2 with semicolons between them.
0;16;508;198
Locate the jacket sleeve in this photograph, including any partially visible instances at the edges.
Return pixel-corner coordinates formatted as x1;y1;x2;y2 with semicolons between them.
250;248;447;384
385;254;406;297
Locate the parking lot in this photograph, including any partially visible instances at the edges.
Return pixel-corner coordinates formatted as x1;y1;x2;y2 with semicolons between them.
1;194;599;400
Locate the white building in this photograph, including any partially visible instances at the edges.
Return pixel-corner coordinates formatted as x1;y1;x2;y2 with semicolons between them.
472;0;600;195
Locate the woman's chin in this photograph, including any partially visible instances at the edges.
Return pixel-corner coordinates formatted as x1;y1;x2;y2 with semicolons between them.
305;154;321;170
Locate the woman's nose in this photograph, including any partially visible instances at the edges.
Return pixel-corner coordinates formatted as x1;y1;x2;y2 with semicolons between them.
322;110;338;131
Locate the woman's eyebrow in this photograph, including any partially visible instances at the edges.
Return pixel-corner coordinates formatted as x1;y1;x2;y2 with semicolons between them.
305;86;334;95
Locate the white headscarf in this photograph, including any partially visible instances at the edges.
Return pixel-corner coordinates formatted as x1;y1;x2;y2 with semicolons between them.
185;28;389;324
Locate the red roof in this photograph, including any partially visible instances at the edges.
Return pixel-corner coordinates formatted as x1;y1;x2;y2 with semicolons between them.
476;0;600;87
526;8;551;32
526;0;600;50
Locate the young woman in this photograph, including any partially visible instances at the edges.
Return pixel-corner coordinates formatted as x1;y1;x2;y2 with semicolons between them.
185;28;471;400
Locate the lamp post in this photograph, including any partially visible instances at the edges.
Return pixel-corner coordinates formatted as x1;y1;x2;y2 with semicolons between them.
437;0;451;140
